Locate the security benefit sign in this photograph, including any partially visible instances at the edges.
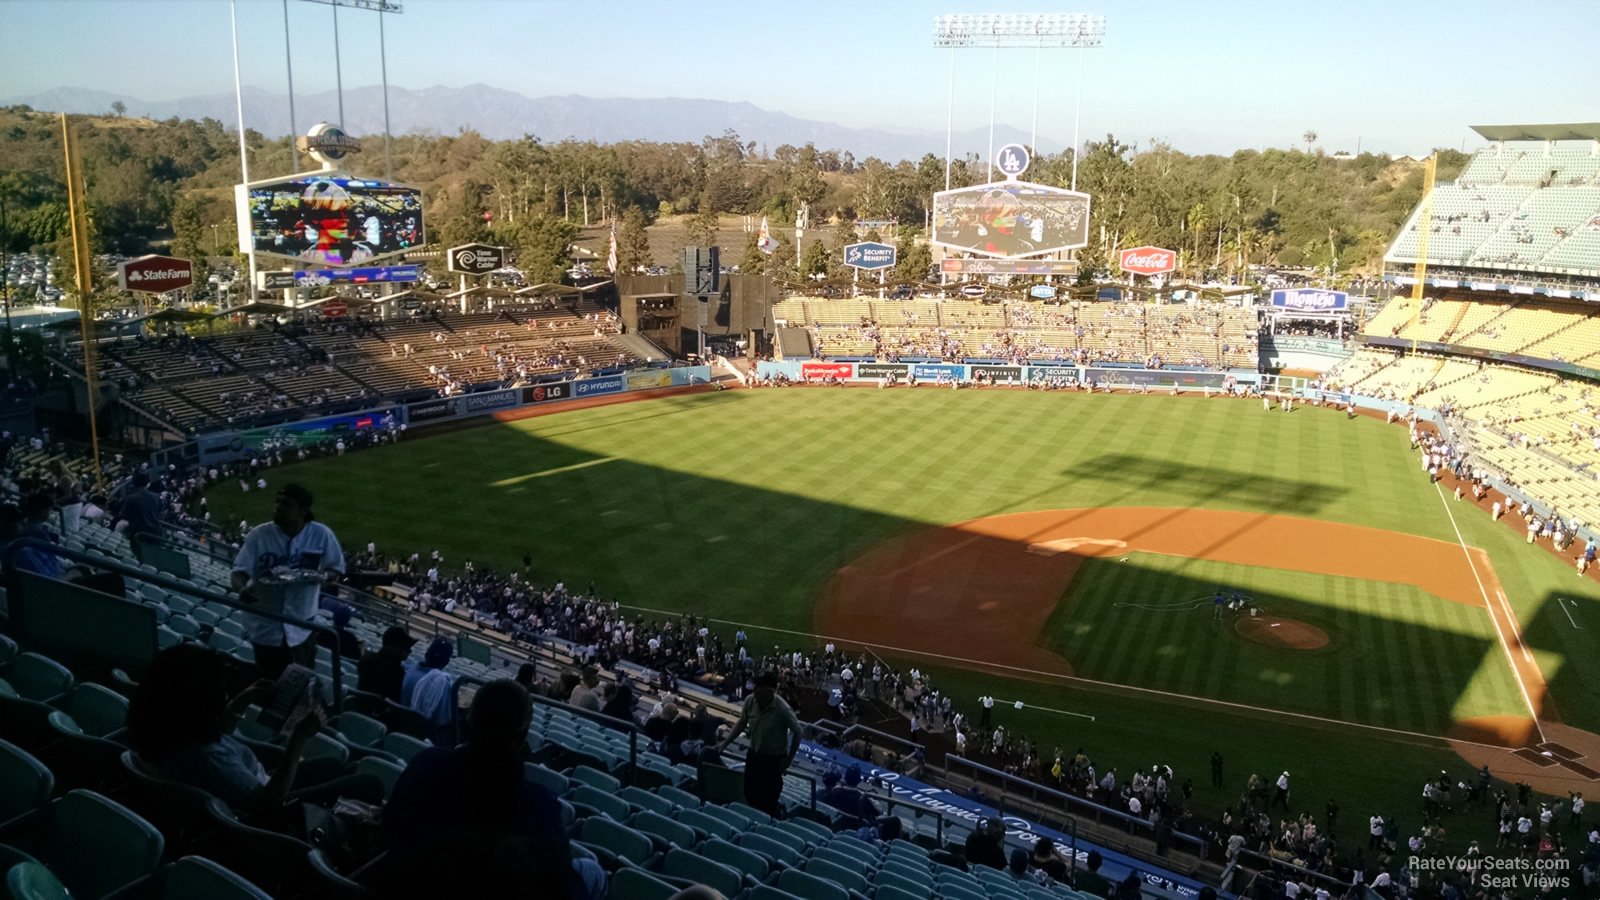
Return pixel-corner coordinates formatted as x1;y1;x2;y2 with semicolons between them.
932;181;1090;259
1270;288;1349;311
843;242;897;271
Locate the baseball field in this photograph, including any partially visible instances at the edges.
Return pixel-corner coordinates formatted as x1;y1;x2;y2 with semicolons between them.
205;387;1600;836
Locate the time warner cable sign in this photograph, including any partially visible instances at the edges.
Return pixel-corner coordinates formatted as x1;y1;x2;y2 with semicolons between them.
1271;288;1349;311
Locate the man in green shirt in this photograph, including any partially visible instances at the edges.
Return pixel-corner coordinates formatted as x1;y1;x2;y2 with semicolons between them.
719;672;804;816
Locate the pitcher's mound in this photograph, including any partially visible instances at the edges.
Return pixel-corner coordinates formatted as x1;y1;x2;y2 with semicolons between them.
1236;616;1329;650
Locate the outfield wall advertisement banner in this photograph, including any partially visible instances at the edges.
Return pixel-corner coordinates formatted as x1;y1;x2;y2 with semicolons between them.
236;409;392;451
626;370;673;391
574;375;625;397
796;742;1203;899
912;364;965;381
960;361;1024;379
522;383;571;404
1085;368;1227;388
801;362;854;380
855;363;909;379
1028;365;1078;381
458;389;520;414
406;399;453;423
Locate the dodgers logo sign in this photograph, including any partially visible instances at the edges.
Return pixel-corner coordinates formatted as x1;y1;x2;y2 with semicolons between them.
1271;288;1349;311
843;242;897;271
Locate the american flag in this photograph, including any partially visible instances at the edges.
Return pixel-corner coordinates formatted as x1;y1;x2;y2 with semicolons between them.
606;218;619;275
757;215;778;255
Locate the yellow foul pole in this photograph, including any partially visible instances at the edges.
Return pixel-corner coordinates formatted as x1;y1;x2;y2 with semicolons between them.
1407;153;1437;353
61;113;105;492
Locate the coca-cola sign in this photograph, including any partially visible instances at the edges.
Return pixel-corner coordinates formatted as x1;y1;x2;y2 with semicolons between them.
118;255;194;294
1119;246;1177;276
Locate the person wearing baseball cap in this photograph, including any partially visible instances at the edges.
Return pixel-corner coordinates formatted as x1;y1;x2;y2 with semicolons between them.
357;625;418;703
717;670;804;817
231;482;347;679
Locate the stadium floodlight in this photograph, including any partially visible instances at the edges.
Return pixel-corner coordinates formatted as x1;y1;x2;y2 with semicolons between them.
932;13;1105;48
932;13;1106;190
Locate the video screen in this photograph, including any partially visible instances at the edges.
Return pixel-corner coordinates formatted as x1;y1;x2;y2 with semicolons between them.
245;176;424;267
932;182;1091;259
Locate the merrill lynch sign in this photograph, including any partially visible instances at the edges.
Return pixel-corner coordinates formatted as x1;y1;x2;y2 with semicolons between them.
1270;288;1349;311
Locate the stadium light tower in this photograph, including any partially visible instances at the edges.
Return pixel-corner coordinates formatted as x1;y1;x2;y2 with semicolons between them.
932;13;1106;189
299;0;404;181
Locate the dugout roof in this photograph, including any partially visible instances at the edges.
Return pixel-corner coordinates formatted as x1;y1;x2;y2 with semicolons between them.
1471;123;1600;142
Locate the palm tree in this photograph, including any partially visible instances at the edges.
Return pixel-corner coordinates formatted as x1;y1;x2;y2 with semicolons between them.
1302;130;1318;153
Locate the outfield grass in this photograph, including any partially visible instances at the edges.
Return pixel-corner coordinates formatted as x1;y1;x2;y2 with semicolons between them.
1042;552;1525;733
205;389;1600;827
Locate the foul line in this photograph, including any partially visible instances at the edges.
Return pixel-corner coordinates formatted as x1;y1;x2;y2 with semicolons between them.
617;602;1513;752
1432;481;1548;744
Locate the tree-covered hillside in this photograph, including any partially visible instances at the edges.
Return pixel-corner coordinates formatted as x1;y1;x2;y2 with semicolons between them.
0;106;1466;290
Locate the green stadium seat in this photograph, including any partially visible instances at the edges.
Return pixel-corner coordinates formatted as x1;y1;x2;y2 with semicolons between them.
200;800;318;897
875;869;931;895
823;833;881;865
736;831;801;867
694;804;751;836
43;712;127;794
617;786;674;816
802;855;869;893
305;848;365;899
661;847;745;897
674;806;736;841
628;809;695;850
381;731;430;763
698;836;770;882
523;762;569;796
5;861;71;900
354;757;405;799
877;886;925;900
4;655;73;704
609;866;677;900
570;784;630;821
299;732;350;766
655;784;700;810
784;815;834;844
777;867;851;900
29;790;164;899
748;886;803;900
332;711;386;747
579;816;657;868
116;752;221;855
0;741;53;829
0;635;17;667
752;823;809;856
568;764;621;793
728;800;773;826
810;845;871;874
159;855;274;900
50;683;128;739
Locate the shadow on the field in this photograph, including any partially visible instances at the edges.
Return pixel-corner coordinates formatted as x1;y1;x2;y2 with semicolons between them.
1515;589;1600;736
1059;452;1343;516
1036;553;1512;738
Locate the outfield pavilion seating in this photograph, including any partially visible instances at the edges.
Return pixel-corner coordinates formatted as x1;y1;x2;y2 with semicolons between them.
787;298;1257;369
61;303;631;435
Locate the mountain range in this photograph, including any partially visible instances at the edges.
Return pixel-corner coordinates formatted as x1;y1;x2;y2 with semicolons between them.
5;84;1054;163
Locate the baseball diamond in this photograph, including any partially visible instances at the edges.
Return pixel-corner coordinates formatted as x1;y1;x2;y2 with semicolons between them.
204;386;1600;818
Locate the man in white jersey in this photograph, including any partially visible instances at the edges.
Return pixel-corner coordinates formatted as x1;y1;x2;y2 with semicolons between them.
231;483;346;679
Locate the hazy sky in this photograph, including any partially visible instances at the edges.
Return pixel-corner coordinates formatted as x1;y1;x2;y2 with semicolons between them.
5;0;1594;156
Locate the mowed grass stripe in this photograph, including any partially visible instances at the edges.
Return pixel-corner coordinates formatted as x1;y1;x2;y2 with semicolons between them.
1044;552;1525;730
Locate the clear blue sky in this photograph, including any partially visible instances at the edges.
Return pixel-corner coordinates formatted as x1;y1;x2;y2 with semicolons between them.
4;0;1593;156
